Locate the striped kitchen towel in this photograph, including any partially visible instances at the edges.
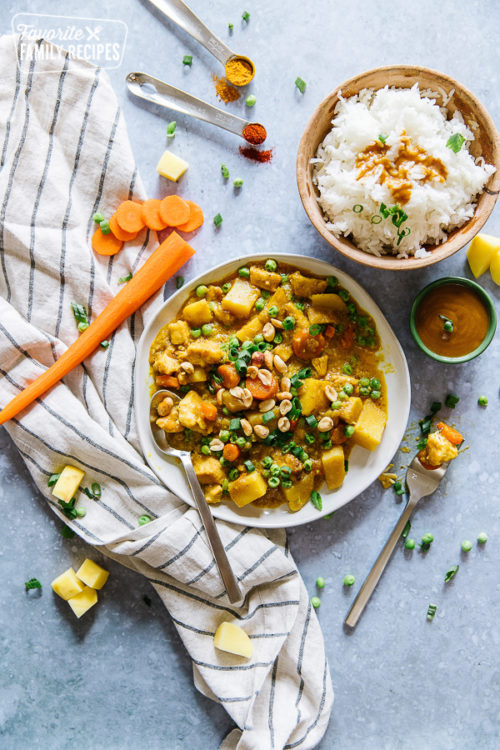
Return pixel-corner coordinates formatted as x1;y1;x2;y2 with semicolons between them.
0;35;333;750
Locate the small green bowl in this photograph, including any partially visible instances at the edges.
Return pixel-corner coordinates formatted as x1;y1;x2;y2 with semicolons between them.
410;276;497;363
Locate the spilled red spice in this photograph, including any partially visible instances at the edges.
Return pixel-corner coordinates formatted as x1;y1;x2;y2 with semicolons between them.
239;145;273;163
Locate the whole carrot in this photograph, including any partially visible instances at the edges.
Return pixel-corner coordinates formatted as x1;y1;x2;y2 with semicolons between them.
0;231;195;425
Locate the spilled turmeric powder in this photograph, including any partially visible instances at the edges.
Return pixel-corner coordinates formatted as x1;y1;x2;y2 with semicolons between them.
212;74;240;104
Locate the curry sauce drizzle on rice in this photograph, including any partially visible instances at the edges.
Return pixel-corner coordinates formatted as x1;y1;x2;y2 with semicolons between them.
312;85;496;258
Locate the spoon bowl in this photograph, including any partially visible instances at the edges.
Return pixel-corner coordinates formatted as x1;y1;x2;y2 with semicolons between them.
149;389;242;603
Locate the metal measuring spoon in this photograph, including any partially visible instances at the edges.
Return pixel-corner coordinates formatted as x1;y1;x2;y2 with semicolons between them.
146;0;255;85
126;72;266;143
150;389;242;604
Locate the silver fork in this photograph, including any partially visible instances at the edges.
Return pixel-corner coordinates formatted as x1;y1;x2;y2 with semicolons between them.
150;390;242;604
345;455;449;628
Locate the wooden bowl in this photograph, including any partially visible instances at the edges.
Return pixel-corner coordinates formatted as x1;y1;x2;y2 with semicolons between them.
296;65;500;270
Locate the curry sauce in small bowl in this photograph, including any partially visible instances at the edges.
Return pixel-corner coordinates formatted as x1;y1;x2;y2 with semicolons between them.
410;277;496;363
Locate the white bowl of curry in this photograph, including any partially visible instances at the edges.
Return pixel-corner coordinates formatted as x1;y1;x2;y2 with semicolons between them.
135;254;411;528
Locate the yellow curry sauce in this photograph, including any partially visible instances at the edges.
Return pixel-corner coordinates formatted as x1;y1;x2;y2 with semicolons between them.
149;262;388;513
415;283;489;357
356;131;447;205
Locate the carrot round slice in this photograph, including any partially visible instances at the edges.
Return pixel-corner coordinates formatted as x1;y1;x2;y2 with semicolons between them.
115;200;146;233
141;199;168;231
92;227;124;256
109;214;138;242
177;201;204;232
159;195;190;227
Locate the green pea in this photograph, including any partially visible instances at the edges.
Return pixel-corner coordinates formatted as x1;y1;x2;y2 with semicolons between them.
201;324;213;337
477;532;488;544
283;316;296;330
201;445;210;455
236;437;246;448
254;333;264;343
344;425;355;438
138;515;151;525
370;378;381;390
338;392;347;401
191;328;202;338
343;383;354;396
75;507;87;518
359;386;371;397
255;298;265;311
245;94;257;107
461;539;473;552
222;282;231;294
359;377;370;388
343;363;353;375
273;332;283;344
268;305;279;317
331;400;342;410
196;284;208;297
238;267;250;278
370;390;381;400
405;538;415;550
316;576;326;589
264;259;278;272
478;396;488;407
311;596;321;609
343;574;355;586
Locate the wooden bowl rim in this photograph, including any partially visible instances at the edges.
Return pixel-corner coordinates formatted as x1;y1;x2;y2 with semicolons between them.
296;64;500;271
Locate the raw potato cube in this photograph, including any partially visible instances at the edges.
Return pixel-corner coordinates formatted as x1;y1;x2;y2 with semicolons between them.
51;568;85;601
67;586;98;619
156;150;188;181
236;315;263;342
337;397;363;424
222;278;260;318
52;466;85;504
214;622;253;658
352;400;387;451
490;248;500;285
182;299;213;326
322;446;345;489
298;379;329;416
283;473;314;512
76;559;109;590
228;471;268;507
467;233;500;278
290;272;328;298
249;266;282;291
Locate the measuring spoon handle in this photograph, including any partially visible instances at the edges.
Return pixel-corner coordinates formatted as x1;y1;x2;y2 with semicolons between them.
147;0;234;65
126;72;249;138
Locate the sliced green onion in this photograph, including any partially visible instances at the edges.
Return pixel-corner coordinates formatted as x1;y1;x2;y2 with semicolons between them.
446;133;465;153
221;164;230;179
445;393;459;408
118;273;133;284
295;76;306;93
242;10;250;21
48;473;61;487
93;212;105;224
352;204;363;213
213;213;223;227
309;324;323;336
444;564;459;582
25;578;42;590
167;121;176;137
176;276;184;289
99;219;111;235
244;460;255;472
305;415;318;428
228;22;234;31
371;215;382;224
401;521;411;539
310;490;322;510
426;603;437;621
268;476;280;488
233;178;244;188
378;134;388;144
229;418;241;431
282;316;295;330
182;55;193;66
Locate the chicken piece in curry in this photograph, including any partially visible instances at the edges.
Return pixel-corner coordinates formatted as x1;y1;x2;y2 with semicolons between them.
149;261;388;513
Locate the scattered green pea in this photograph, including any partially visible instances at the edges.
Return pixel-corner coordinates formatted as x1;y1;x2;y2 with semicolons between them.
316;577;325;589
405;538;415;550
138;515;151;525
245;94;257;107
343;574;355;587
196;284;208;297
233;178;244;188
461;539;473;552
311;596;321;608
477;532;488;544
478;396;488;407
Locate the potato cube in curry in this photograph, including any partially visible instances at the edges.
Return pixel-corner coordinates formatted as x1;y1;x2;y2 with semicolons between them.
264;286;290;316
185;340;224;365
168;320;191;346
273;343;293;362
249;265;282;291
352;400;387;451
290;272;327;298
312;355;328;377
337;397;363;424
156;408;183;433
228;471;268;507
222;278;260;318
299;379;329;415
236;315;263;342
283;472;315;512
284;302;309;329
311;293;348;313
204;484;223;504
322;446;345;489
193;456;226;485
155;352;180;375
182;299;213;326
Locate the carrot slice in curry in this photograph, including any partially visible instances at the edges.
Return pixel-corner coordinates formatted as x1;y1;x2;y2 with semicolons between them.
246;374;278;400
436;422;464;445
159;195;191;227
177;201;204;232
91;227;124;256
115;200;146;234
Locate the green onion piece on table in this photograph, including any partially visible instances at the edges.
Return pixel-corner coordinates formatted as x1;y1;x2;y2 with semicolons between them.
401;521;411;539
444;564;459;582
233;178;244;188
310;490;322;510
182;55;193;66
228;22;233;30
445;393;459;408
213;213;223;227
91;482;102;499
430;401;441;414
138;515;151;525
426;603;437;621
295;76;306;93
167;121;176;137
221;164;230;179
99;219;111;235
176;276;184;289
118;273;133;284
242;11;250;21
48;473;61;487
92;212;105;223
25;578;42;590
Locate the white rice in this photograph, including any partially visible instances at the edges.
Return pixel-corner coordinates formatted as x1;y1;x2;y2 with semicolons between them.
312;85;496;258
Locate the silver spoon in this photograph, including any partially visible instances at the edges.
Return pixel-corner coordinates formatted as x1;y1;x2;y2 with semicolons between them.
150;389;242;604
146;0;255;85
345;454;449;628
126;71;266;143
